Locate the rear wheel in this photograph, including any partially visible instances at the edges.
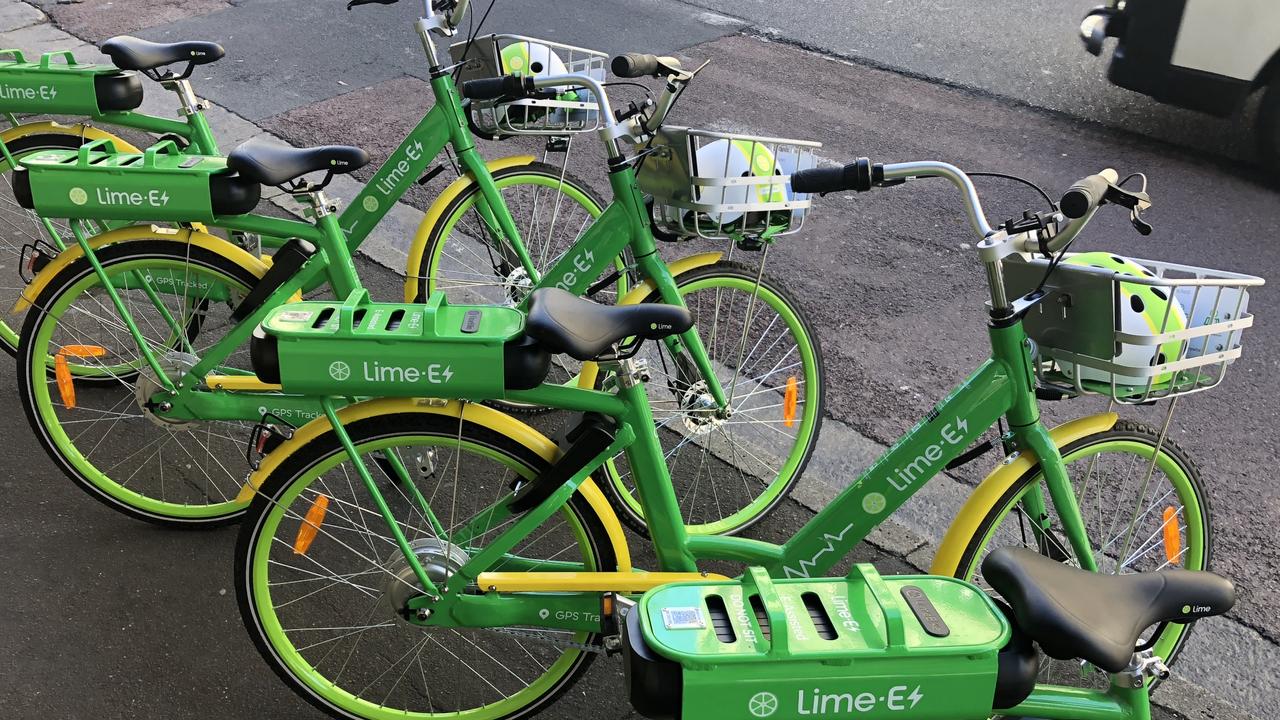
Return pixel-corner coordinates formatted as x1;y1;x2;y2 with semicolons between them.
237;409;617;720
0;130;125;356
948;420;1211;690
17;240;260;525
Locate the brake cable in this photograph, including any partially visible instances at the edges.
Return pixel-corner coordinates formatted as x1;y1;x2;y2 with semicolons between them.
451;0;499;81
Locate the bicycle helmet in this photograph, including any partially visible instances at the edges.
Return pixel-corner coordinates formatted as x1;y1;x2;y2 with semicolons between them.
692;139;785;225
1059;252;1186;386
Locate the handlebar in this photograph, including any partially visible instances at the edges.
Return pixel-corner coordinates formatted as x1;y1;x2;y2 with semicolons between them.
460;74;535;101
611;53;683;79
793;159;1143;254
1060;168;1118;219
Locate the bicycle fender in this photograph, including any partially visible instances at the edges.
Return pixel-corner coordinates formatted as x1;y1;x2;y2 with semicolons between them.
929;411;1119;576
1;121;143;154
402;154;538;302
236;397;634;573
13;225;269;313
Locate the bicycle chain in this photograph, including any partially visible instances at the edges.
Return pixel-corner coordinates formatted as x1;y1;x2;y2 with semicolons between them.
488;626;609;655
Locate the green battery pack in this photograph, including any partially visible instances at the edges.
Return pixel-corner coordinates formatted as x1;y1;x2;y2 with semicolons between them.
250;290;552;399
0;49;142;115
12;138;260;223
625;565;1023;720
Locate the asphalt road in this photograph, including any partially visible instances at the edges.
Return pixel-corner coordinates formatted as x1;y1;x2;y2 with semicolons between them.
36;0;1267;166
2;0;1277;718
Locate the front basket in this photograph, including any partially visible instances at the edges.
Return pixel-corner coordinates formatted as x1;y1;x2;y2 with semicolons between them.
450;34;607;137
636;126;820;242
1002;253;1264;404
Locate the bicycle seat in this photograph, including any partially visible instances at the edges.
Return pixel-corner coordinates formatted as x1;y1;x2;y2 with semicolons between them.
100;36;225;71
983;548;1235;672
525;288;693;361
227;138;370;186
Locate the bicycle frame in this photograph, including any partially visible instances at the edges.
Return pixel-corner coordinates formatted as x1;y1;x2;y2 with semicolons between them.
142;150;731;424
287;302;1152;720
1008;680;1152;720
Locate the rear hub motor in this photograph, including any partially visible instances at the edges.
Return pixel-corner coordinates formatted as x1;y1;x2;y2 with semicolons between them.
385;538;470;622
133;351;200;428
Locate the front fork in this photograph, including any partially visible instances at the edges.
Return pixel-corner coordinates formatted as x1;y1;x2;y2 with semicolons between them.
456;148;542;284
634;251;731;410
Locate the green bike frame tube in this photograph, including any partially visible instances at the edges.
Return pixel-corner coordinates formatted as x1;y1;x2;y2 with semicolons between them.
95;110;217;153
319;398;439;598
1007;681;1149;720
769;357;1015;577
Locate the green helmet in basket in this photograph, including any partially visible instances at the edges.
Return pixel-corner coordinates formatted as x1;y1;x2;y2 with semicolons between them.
1060;252;1187;386
692;139;787;226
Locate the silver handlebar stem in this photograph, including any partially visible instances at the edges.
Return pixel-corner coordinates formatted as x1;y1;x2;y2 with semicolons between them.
416;0;469;67
881;161;996;238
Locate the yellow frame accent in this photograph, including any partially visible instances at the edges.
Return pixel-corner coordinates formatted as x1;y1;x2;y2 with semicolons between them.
477;571;730;593
205;375;283;392
1;121;143;154
236;397;633;572
13;224;269;313
401;154;537;302
929;411;1120;576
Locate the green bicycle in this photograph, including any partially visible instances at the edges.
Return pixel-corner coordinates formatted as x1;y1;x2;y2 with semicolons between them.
231;126;1257;719
12;24;823;534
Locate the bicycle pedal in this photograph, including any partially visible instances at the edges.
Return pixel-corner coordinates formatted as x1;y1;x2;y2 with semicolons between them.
623;566;1013;720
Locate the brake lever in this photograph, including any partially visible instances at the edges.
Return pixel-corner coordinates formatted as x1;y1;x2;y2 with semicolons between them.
1102;184;1153;236
1129;207;1153;235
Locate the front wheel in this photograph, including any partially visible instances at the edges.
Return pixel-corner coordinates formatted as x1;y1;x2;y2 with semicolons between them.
602;260;825;537
946;419;1212;689
236;407;618;720
414;161;608;306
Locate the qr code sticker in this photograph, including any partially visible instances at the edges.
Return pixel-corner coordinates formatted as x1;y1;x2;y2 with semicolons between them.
661;607;706;630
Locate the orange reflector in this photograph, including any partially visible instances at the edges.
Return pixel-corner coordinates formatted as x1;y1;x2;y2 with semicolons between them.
54;353;75;409
293;494;330;555
783;376;799;428
60;344;107;359
1162;507;1182;565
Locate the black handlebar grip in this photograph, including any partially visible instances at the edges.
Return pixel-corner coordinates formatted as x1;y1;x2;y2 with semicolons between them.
612;53;660;78
791;159;873;194
791;166;848;194
1060;173;1112;219
461;75;534;101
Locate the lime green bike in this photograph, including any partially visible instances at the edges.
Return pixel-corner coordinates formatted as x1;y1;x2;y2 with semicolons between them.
232;121;1255;718
13;21;823;536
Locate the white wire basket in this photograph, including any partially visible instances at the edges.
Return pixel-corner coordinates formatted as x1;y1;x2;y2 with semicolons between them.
449;34;607;136
1001;253;1264;404
636;126;821;242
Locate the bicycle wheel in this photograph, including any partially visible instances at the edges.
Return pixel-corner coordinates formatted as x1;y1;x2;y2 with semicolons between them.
947;420;1211;688
237;407;617;720
0;130;127;356
604;260;824;536
415;161;610;406
414;162;607;306
18;239;261;526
